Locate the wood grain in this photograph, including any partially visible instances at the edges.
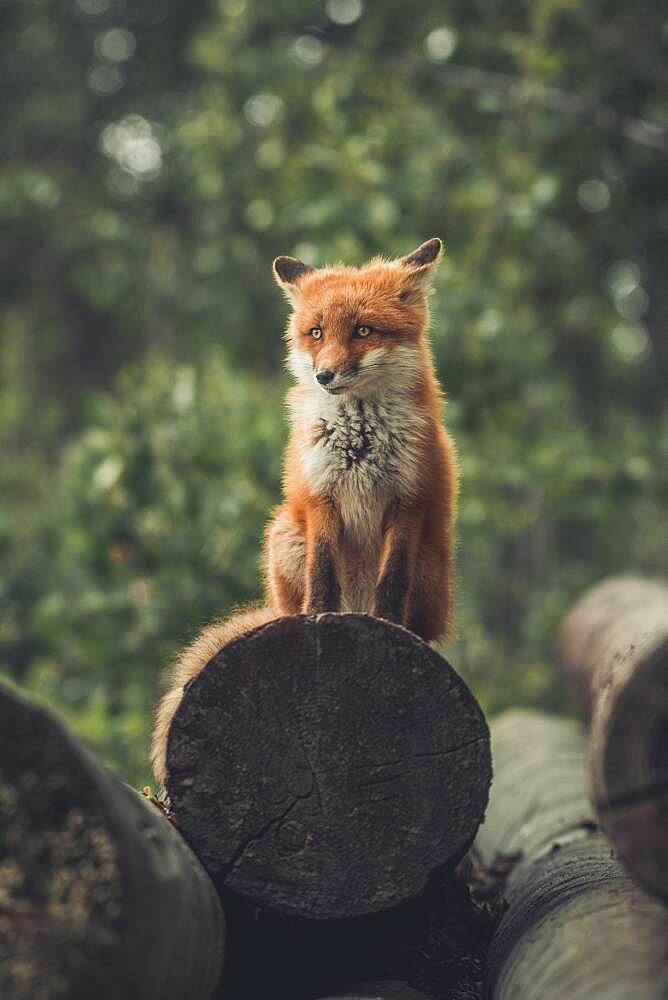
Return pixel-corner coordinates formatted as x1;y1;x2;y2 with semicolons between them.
166;613;491;920
478;710;668;1000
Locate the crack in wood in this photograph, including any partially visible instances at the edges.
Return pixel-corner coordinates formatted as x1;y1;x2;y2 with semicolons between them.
222;774;317;878
412;735;488;759
357;771;405;789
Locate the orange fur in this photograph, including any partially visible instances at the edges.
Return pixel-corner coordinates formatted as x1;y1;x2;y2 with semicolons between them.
267;237;458;638
151;239;458;785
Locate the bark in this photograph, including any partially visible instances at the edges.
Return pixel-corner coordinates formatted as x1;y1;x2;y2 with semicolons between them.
478;710;668;1000
0;682;225;1000
166;613;491;921
558;575;668;901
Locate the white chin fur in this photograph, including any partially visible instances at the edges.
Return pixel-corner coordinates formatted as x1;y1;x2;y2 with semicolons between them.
288;344;421;397
357;344;421;396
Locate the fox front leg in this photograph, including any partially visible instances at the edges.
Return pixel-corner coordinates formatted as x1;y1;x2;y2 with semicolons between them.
302;502;341;614
372;509;420;627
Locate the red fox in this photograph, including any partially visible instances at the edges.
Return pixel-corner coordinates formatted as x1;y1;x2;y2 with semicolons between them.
151;238;458;783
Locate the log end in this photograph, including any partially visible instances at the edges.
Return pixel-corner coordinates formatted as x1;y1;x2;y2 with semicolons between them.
558;575;668;712
593;635;668;901
558;576;668;903
166;613;491;919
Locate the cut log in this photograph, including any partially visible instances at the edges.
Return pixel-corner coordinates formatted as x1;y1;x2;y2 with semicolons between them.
559;575;668;901
165;613;491;920
0;682;224;1000
478;710;668;1000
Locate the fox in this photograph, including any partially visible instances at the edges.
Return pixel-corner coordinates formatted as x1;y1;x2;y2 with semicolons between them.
151;237;458;785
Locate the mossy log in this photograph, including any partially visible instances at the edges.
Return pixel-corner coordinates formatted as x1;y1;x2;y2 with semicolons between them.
559;575;668;901
0;682;224;1000
477;710;668;1000
166;613;491;921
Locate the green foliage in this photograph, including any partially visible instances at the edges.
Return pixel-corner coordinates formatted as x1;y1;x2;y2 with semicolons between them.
5;355;284;782
0;0;666;782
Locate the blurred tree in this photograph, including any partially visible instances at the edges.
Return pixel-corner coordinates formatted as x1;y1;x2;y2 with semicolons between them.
0;0;666;781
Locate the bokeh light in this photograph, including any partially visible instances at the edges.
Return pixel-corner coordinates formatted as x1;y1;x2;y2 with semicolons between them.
610;323;651;364
325;0;364;26
577;179;611;212
94;28;136;64
425;27;458;63
87;64;125;96
100;115;162;180
244;93;284;128
292;35;326;68
76;0;111;15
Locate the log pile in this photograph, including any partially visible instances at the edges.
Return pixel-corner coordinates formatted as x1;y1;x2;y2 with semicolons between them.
477;710;668;1000
2;578;667;999
1;614;494;999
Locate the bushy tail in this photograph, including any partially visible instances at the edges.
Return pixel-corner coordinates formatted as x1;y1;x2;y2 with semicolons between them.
151;605;278;785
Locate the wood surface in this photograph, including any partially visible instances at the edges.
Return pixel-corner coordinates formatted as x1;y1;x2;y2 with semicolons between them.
559;575;668;900
0;682;225;1000
478;710;668;1000
166;613;491;920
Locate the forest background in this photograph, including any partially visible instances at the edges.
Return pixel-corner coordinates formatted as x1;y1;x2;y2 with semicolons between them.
1;0;666;785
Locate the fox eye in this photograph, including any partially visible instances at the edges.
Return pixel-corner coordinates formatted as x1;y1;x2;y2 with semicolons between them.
310;327;322;340
355;325;373;338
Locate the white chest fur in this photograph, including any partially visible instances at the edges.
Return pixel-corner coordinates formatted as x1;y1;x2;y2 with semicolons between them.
298;391;425;538
298;392;424;613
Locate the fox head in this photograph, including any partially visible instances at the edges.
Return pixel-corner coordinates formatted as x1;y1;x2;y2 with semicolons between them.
273;238;442;398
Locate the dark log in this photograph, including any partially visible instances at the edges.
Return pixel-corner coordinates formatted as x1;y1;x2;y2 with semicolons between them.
166;613;491;921
315;983;430;999
559;575;668;901
219;866;495;999
478;710;668;1000
0;682;224;1000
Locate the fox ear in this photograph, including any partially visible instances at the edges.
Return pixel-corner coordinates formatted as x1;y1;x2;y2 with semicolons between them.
400;237;443;270
273;256;316;297
398;238;443;300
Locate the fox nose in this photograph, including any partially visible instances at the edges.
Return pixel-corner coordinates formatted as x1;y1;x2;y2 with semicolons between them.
316;370;335;385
